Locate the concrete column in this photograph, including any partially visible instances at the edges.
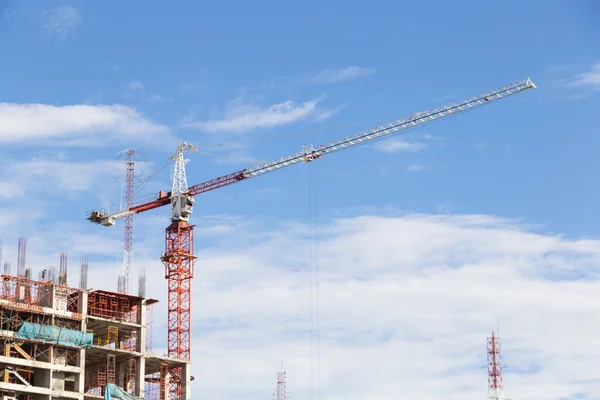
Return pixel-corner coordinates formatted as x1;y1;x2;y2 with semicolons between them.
137;301;148;398
80;291;88;317
50;285;56;309
76;291;88;395
138;301;147;354
37;368;51;389
75;349;85;394
117;361;125;389
136;356;145;398
180;362;191;400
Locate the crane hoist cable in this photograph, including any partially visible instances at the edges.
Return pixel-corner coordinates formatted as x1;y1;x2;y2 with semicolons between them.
308;162;322;400
308;162;314;400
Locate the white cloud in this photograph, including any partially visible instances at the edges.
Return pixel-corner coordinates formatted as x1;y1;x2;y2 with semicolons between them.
567;62;600;90
407;163;426;172
183;213;600;399
126;80;167;103
306;67;375;84
182;97;327;133
129;80;145;92
7;158;119;192
0;156;159;209
0;182;23;199
3;210;600;399
0;103;170;146
373;138;426;154
39;5;82;41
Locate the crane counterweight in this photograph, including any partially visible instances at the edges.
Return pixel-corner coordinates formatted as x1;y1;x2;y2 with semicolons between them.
171;194;195;222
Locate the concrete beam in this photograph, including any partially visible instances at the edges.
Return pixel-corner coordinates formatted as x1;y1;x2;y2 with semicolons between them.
0;299;82;321
0;381;81;398
86;315;141;329
0;355;82;373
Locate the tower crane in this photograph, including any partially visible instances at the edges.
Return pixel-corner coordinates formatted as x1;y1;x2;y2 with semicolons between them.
86;78;536;399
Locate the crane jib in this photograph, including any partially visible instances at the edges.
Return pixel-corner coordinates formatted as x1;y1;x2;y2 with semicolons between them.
185;169;249;196
87;77;536;224
244;78;535;178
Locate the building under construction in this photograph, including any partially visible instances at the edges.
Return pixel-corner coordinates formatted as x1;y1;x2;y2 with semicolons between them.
0;239;191;400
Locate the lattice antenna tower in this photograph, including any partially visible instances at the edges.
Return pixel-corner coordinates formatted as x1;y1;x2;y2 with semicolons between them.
486;327;508;400
117;149;146;294
0;239;2;274
272;362;290;400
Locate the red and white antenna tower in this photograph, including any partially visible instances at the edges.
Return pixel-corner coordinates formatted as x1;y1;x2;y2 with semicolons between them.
486;327;507;400
273;362;290;400
117;149;145;294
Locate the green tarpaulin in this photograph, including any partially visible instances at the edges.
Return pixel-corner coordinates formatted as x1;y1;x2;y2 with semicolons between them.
104;383;141;400
16;322;93;348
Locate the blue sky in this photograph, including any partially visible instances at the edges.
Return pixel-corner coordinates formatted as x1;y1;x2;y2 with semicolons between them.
0;1;599;399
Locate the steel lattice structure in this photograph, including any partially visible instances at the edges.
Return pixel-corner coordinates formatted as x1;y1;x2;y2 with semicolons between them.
487;329;506;400
162;221;195;360
162;220;196;398
123;152;135;294
117;149;144;294
86;78;536;399
276;369;287;400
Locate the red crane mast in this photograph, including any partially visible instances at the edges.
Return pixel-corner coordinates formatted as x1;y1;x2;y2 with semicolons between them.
87;78;536;399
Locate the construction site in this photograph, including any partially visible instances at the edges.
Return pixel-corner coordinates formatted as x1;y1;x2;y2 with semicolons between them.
0;78;536;399
0;238;189;399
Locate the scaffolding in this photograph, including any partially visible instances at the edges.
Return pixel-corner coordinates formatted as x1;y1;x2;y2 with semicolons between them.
87;289;140;323
127;357;137;394
145;371;161;400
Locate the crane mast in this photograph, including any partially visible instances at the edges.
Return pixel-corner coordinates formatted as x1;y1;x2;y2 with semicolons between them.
170;142;197;222
86;77;536;400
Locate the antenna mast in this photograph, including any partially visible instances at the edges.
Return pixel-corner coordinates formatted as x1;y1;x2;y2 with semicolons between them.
487;327;507;400
273;362;289;400
117;149;145;294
